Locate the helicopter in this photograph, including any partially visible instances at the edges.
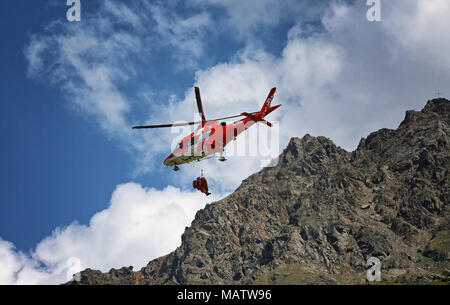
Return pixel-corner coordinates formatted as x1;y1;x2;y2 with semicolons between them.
132;86;280;172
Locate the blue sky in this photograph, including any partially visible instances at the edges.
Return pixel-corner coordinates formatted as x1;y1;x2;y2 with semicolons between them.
0;0;319;252
0;1;125;249
0;1;140;252
1;0;449;284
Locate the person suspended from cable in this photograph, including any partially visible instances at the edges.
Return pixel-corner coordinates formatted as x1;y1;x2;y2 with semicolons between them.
192;169;211;196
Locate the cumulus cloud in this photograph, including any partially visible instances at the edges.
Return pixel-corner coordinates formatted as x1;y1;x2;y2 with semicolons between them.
0;184;222;284
384;0;450;69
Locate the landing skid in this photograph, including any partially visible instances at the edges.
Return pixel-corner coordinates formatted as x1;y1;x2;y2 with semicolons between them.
219;156;227;162
173;165;180;171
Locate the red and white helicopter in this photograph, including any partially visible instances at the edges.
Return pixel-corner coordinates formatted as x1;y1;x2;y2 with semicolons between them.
132;87;280;173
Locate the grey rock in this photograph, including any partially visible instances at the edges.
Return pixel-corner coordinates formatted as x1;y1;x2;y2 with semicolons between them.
66;99;450;285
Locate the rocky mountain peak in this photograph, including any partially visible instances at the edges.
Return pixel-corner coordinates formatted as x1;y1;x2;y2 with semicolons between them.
422;98;450;116
67;99;449;285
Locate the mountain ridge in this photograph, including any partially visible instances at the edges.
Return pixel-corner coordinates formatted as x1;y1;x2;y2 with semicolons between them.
67;98;450;285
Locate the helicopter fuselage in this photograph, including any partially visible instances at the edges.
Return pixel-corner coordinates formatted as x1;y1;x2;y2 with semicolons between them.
163;117;256;167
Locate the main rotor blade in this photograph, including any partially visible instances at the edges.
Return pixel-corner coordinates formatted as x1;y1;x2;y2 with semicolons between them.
195;87;206;123
211;111;259;122
132;111;260;129
132;121;203;129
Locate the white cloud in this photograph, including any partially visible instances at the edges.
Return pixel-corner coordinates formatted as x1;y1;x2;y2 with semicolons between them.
102;1;143;29
0;238;56;285
0;184;222;284
147;4;212;67
24;36;48;78
190;0;328;41
384;0;450;69
0;239;26;284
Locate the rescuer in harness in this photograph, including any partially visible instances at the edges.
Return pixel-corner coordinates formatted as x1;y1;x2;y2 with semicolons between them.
193;170;211;196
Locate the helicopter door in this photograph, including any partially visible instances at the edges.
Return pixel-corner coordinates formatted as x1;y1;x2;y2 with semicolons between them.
201;130;211;156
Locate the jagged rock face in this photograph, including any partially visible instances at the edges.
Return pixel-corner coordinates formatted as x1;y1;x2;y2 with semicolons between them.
69;99;450;285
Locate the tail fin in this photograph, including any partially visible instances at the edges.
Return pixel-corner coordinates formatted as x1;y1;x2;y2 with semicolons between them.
240;87;281;127
259;87;281;119
260;87;277;116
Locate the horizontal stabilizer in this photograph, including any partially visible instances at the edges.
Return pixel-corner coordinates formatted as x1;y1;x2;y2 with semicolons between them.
241;112;273;127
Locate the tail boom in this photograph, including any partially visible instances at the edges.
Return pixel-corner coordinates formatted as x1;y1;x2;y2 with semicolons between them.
240;87;281;127
240;112;273;127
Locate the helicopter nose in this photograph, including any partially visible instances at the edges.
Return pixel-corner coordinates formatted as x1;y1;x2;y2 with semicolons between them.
164;153;175;165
